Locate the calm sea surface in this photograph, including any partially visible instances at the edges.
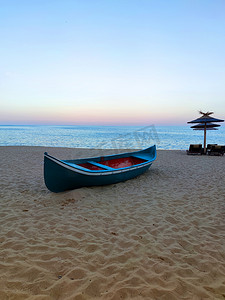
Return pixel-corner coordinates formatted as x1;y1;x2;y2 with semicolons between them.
0;125;224;150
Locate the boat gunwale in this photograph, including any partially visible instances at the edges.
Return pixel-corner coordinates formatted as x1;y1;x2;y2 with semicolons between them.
44;146;156;176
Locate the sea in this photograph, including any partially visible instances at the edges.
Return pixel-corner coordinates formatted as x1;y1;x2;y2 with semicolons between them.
0;125;224;150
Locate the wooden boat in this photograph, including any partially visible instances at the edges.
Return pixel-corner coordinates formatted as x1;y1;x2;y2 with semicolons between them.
44;145;156;192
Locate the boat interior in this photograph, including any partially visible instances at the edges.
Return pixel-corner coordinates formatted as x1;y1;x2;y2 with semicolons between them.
78;156;148;171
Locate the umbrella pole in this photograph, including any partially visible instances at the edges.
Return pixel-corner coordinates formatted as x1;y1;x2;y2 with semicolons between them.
204;123;207;154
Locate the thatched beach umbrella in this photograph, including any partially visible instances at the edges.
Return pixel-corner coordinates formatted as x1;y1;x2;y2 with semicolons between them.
193;128;218;131
191;123;220;129
188;111;224;154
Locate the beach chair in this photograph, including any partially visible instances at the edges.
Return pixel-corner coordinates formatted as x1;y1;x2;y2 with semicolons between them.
186;144;203;155
207;145;225;156
206;144;217;154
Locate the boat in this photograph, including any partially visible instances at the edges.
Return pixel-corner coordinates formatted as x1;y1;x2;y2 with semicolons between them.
44;145;156;193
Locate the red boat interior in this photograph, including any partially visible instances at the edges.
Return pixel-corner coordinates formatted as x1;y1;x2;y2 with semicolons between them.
78;156;147;170
78;162;105;171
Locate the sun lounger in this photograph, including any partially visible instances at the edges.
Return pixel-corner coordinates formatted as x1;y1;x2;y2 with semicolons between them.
186;144;203;155
207;144;217;149
206;144;217;154
207;145;225;156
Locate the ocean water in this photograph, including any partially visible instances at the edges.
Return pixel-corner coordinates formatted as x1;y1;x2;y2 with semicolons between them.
0;125;224;150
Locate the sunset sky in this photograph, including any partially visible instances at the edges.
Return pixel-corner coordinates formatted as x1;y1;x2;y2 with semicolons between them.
1;0;225;125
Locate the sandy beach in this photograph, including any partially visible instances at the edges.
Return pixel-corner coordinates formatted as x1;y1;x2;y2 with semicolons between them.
0;146;224;300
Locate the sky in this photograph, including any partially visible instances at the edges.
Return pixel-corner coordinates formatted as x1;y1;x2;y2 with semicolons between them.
1;0;225;126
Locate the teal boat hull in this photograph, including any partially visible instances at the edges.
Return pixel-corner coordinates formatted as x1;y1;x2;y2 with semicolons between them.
44;145;156;193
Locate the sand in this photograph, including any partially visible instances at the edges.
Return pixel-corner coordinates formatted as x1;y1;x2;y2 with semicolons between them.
0;146;224;300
